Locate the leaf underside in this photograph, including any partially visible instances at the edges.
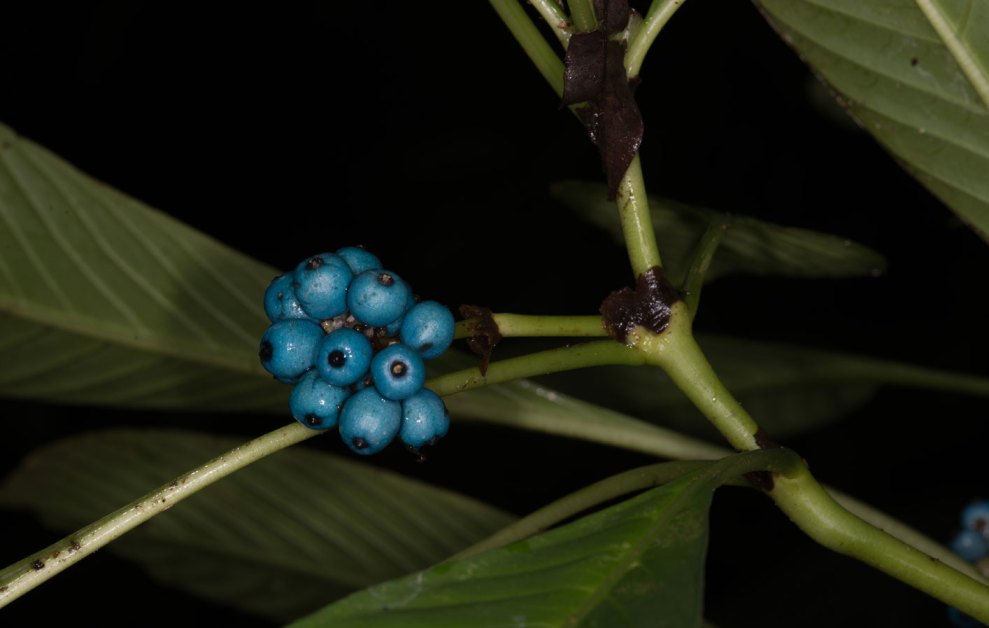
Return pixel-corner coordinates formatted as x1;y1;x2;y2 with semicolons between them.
0;429;515;622
551;180;886;284
0;122;286;412
292;462;732;628
756;0;989;243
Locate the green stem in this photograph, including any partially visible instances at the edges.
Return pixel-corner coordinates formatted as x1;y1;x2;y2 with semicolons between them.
489;0;565;97
630;303;989;620
616;155;663;275
625;0;689;78
567;0;598;31
529;0;572;46
455;313;606;339
428;339;643;396
0;422;318;608
680;217;730;319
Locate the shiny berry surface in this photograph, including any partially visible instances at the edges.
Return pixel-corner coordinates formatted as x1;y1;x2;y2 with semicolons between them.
289;371;351;430
370;343;426;401
316;328;373;387
263;273;310;322
293;253;353;319
336;246;382;275
347;269;412;327
399;388;450;448
400;300;455;360
338;387;401;455
258;319;323;382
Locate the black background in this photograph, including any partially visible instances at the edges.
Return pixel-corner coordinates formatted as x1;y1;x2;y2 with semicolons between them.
0;2;987;626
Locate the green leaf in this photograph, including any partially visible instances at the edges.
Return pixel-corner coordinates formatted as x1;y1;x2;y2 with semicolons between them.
755;0;989;242
0;429;515;622
551;180;885;283
292;460;741;627
534;334;882;441
0;122;286;411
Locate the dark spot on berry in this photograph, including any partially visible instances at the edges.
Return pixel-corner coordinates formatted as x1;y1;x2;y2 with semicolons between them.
306;256;324;270
377;273;395;287
31;559;45;570
305;414;320;426
328;350;346;368
259;341;274;362
419;342;433;353
390;361;408;377
352;437;369;450
276;290;284;301
910;57;919;66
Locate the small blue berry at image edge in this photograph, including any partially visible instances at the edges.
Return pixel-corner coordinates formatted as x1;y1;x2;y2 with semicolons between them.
316;328;373;386
948;606;984;628
264;273;310;322
259;319;324;382
400;300;455;360
960;499;989;534
336;246;383;275
370;343;426;401
949;529;989;563
347;269;412;327
339;387;402;455
293;253;353;319
289;371;352;430
400;388;450;448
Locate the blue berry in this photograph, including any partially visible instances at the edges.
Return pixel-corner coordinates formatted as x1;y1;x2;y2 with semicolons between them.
316;328;373;387
336;246;382;275
347;270;412;327
338;387;401;455
950;529;989;563
370;343;426;401
259;319;324;383
400;388;450;448
263;273;310;322
400;300;455;360
289;371;351;430
961;499;989;533
294;253;353;320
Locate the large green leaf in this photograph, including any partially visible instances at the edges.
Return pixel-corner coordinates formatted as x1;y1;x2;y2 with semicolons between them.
0;122;285;411
292;456;763;627
551;180;886;283
756;0;989;242
0;429;514;622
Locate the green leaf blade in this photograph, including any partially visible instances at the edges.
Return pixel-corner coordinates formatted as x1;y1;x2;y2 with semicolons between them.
0;121;288;411
756;0;989;241
0;429;515;622
294;463;723;628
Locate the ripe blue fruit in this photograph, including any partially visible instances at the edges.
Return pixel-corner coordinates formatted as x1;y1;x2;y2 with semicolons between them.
347;270;412;327
336;246;382;275
399;388;450;448
338;387;401;455
258;319;324;382
294;253;353;320
263;273;310;322
370;343;425;400
400;300;455;360
289;371;351;430
961;499;989;533
316;328;373;387
949;529;989;563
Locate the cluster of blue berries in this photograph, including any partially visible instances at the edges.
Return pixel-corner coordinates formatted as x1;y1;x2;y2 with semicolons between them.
259;247;454;455
947;499;989;627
